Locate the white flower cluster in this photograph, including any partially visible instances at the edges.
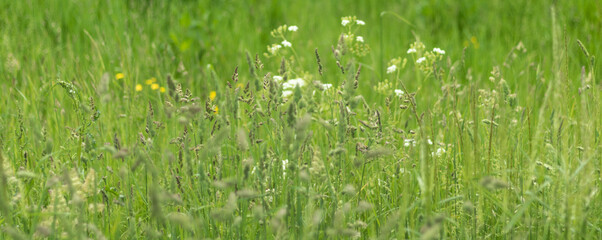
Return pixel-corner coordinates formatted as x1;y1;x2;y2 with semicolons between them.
387;65;397;74
394;89;404;97
282;78;306;97
281;40;292;47
416;57;426;64
283;78;305;89
435;147;446;157
268;44;282;54
433;48;445;55
341;18;366;26
288;25;298;32
282;90;293;97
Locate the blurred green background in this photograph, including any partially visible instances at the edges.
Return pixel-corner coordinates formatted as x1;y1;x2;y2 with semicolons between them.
1;0;600;92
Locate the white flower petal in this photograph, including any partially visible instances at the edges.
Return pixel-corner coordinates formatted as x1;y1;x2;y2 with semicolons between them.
387;65;397;74
394;89;404;97
433;48;445;54
282;90;293;97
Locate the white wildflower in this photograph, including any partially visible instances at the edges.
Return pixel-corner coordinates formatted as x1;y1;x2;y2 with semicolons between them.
416;57;426;64
435;147;446;157
283;78;305;89
288;25;298;32
427;139;433;145
281;40;292;47
356;20;365;25
341;19;350;26
394;89;404;97
433;48;445;54
321;83;333;90
273;75;283;82
282;90;293;97
404;139;416;147
356;36;364;42
407;48;416;54
282;159;289;177
269;44;282;54
386;65;397;74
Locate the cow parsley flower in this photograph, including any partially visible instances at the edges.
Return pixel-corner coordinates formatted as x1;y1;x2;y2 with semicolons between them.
341;19;350;26
416;57;426;64
435;147;446;157
394;89;404;97
404;139;416;147
433;48;445;54
268;44;282;54
281;40;292;47
282;90;293;97
321;83;333;90
407;48;416;54
283;78;305;89
273;75;283;82
356;36;364;42
356;20;365;25
387;65;397;74
288;25;298;32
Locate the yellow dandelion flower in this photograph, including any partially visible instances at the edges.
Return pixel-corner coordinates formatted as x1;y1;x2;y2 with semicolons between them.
116;73;125;80
151;83;159;90
236;83;244;89
145;77;156;85
209;91;217;101
214;106;219;114
135;84;143;92
471;36;479;49
160;87;166;93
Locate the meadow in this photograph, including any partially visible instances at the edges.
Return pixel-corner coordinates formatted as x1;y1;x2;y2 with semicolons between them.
0;0;601;239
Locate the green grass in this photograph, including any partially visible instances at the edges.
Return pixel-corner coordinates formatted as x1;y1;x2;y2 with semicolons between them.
0;0;601;239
